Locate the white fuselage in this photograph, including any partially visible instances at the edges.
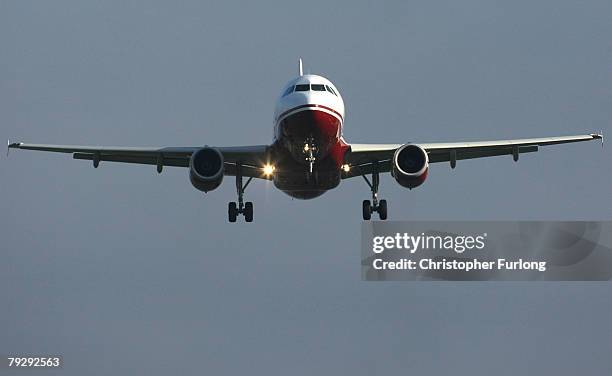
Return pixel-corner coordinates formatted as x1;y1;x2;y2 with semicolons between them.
270;75;349;199
274;74;345;140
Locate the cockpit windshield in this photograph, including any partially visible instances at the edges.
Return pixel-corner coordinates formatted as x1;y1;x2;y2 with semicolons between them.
285;83;338;96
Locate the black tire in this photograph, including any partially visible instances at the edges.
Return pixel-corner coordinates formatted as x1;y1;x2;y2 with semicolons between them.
244;202;253;222
378;199;388;220
362;200;371;220
228;202;237;222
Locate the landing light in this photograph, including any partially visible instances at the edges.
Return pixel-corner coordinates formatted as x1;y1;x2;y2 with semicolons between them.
342;164;351;172
263;164;275;176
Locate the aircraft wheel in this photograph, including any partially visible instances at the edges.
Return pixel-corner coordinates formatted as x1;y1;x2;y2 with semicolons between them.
362;200;371;220
378;199;388;220
228;202;238;222
244;202;253;222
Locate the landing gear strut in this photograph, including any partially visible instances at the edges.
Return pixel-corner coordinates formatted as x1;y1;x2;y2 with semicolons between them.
303;136;317;177
361;162;387;220
228;163;254;222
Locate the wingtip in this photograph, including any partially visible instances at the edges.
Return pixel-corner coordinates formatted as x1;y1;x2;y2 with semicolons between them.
7;140;22;156
590;131;604;147
592;130;603;143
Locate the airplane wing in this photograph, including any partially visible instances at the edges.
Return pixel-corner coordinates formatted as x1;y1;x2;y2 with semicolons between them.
7;142;273;179
343;133;603;178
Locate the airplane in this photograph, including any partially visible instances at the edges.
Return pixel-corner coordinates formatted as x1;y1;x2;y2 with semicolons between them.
8;59;603;222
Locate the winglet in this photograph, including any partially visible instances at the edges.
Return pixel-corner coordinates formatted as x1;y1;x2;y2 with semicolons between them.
299;58;303;76
7;140;21;156
590;132;604;147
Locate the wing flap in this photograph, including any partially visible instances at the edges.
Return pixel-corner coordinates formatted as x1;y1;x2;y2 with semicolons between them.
223;162;272;180
420;134;602;151
10;142;270;165
9;141;272;179
343;133;601;179
9;143;196;157
345;144;399;166
72;152;190;167
342;160;392;179
428;145;538;163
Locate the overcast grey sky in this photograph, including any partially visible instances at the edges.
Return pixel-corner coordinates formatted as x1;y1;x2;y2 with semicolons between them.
1;1;611;375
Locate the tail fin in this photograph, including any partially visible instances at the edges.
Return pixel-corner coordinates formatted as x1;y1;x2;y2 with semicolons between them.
298;58;303;76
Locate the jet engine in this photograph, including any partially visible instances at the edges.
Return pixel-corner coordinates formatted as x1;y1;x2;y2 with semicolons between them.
189;147;224;192
392;144;429;189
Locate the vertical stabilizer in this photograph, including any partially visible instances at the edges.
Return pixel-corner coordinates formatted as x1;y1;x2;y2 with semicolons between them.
299;58;303;76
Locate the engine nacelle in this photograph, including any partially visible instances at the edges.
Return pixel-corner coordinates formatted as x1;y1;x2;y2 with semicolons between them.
189;147;224;192
392;144;429;189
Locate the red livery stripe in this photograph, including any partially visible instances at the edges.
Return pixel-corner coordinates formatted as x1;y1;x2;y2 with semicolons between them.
277;104;343;122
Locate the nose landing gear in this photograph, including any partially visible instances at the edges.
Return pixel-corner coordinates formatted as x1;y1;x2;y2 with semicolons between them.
361;162;387;220
303;137;317;174
228;163;254;223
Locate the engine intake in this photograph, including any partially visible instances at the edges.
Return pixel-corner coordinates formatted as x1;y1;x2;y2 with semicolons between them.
392;144;429;189
189;147;224;192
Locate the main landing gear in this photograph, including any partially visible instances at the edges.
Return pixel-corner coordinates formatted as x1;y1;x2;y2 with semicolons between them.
361;162;387;220
228;163;254;223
